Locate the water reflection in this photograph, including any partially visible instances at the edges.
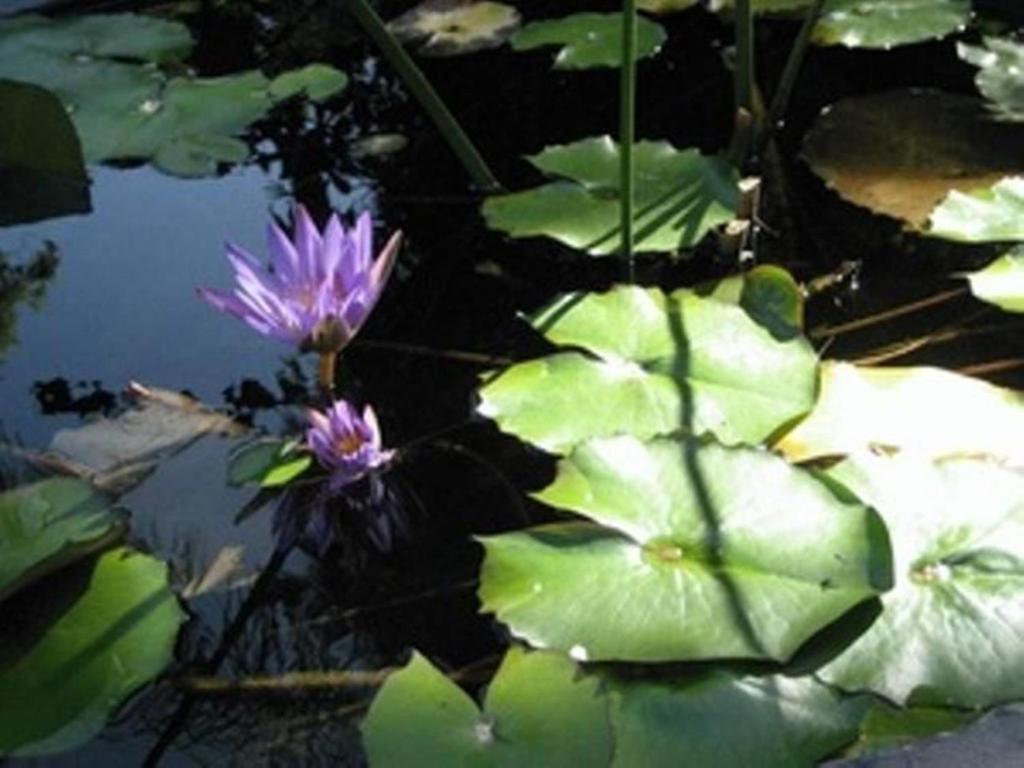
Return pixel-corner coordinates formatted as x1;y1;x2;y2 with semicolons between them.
0;240;59;360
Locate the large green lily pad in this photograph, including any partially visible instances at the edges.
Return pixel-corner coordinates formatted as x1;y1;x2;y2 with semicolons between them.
479;435;890;662
482;137;739;255
388;0;521;57
478;285;818;454
962;247;1024;313
812;0;970;49
776;362;1024;467
818;453;1024;707
959;37;1024;122
803;89;1024;228
0;477;124;603
0;547;185;756
929;176;1024;243
362;647;611;766
511;13;667;70
608;670;867;767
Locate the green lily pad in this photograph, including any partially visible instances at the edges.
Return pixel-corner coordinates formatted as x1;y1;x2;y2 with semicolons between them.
812;0;970;49
803;89;1024;229
479;435;890;662
228;440;312;488
482;136;739;256
777;362;1024;467
608;670;867;767
0;79;90;226
0;547;185;756
0;478;124;603
511;13;667;70
362;647;612;766
959;37;1024;122
962;247;1024;313
268;64;349;103
842;699;976;758
818;453;1024;707
638;0;700;13
478;285;818;454
929;176;1024;243
388;0;521;57
699;264;805;338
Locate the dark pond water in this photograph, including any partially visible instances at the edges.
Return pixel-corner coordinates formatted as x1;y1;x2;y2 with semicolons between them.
2;1;1023;765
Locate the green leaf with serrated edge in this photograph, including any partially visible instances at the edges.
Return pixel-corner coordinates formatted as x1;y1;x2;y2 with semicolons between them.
818;453;1024;707
482;137;738;256
962;248;1024;313
362;647;611;767
929;176;1024;243
812;0;969;49
512;13;666;69
478;436;890;662
478;285;817;454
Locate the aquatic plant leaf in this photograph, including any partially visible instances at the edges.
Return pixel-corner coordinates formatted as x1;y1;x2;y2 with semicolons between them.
709;0;815;13
228;440;312;488
776;361;1024;466
637;0;700;13
959;37;1024;122
698;264;804;338
388;0;521;57
818;453;1024;707
962;247;1024;312
607;670;867;767
483;136;738;255
0;79;89;226
928;176;1024;243
362;647;611;767
841;699;976;758
511;13;667;69
0;478;123;603
478;285;817;453
803;89;1024;228
479;436;889;662
812;0;970;49
0;547;185;756
268;63;349;103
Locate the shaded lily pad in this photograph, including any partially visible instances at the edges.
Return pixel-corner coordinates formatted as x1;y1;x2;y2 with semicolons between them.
841;699;976;758
776;361;1024;466
962;247;1024;312
698;264;804;338
268;64;349;103
803;89;1024;228
928;176;1024;242
812;0;970;49
362;647;611;766
608;670;867;767
638;0;700;12
228;439;312;488
388;0;521;57
0;79;90;226
478;285;818;454
479;435;889;662
0;477;124;603
818;453;1024;707
482;136;739;255
959;37;1024;121
511;13;667;70
0;547;185;756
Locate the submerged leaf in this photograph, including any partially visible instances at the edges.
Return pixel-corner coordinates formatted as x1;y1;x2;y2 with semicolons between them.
929;176;1024;243
479;435;889;662
362;647;611;766
802;89;1024;228
388;0;521;56
776;361;1024;466
483;136;738;255
958;37;1024;122
0;547;185;756
812;0;970;49
962;247;1024;312
478;285;817;453
818;454;1024;707
512;13;666;69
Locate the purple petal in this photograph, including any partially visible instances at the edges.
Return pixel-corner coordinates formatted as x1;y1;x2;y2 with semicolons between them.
293;205;323;283
267;221;301;282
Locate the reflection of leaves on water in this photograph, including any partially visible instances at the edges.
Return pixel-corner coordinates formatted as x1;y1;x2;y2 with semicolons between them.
0;240;59;357
33;377;118;417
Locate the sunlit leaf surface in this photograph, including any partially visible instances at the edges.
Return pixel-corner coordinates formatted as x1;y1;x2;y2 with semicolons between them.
228;440;312;487
0;547;185;756
803;89;1024;228
962;247;1024;312
362;648;611;767
388;0;521;56
0;478;123;602
959;37;1024;122
512;13;666;69
483;136;738;255
478;285;817;453
776;361;1024;466
812;0;970;49
929;176;1024;243
479;435;889;662
819;454;1024;707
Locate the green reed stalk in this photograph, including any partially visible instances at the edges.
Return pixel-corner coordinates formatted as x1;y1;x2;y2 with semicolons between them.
620;0;638;279
765;0;825;141
728;0;755;167
345;0;502;192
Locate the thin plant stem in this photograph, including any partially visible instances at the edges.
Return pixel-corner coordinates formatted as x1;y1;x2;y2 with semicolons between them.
809;287;968;340
762;0;824;151
728;0;755;167
345;0;502;192
318;351;337;392
620;0;638;280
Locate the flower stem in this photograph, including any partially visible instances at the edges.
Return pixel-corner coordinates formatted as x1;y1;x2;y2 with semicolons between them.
728;0;756;168
763;0;824;149
345;0;502;192
318;352;337;393
619;0;638;280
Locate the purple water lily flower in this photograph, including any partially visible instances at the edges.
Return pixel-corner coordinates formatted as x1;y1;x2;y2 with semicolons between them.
199;206;402;353
306;399;394;487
